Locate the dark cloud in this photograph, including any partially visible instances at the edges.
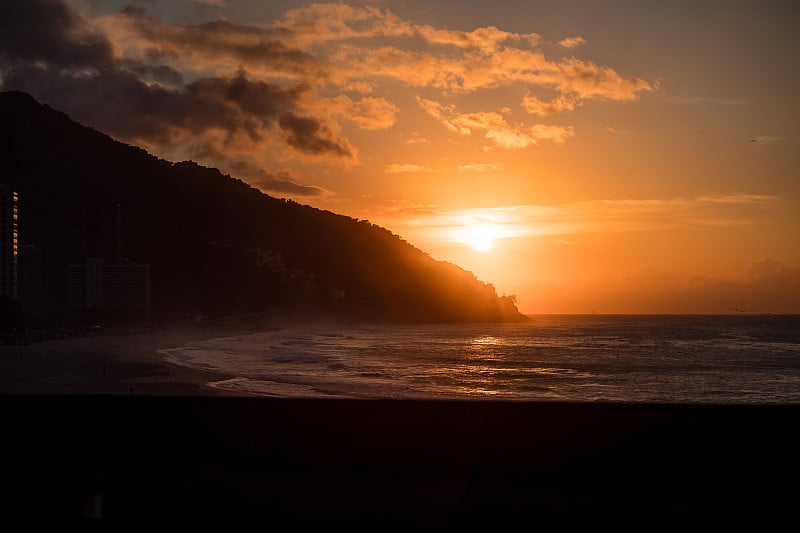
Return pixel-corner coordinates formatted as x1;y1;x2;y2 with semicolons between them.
746;257;796;281
3;65;303;146
0;0;114;68
0;0;355;163
193;152;330;197
252;170;328;197
120;59;185;85
279;113;355;158
4;62;354;160
118;10;320;77
688;259;800;314
187;74;305;123
120;6;149;17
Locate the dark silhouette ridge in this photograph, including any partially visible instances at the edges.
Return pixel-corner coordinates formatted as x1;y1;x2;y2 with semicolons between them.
0;90;526;325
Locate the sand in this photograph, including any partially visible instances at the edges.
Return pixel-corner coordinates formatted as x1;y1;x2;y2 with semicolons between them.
0;307;380;396
0;313;283;396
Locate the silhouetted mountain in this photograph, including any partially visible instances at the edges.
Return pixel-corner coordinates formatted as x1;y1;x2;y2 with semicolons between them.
0;90;526;324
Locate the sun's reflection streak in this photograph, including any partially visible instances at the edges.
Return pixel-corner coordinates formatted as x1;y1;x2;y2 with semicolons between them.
471;335;504;346
465;335;507;361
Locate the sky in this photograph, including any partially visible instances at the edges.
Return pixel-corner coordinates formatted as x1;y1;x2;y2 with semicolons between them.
1;0;798;314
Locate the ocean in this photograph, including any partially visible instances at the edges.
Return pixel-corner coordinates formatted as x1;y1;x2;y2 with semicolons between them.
160;314;800;403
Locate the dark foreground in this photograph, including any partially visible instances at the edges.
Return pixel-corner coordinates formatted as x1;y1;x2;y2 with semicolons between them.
4;397;799;530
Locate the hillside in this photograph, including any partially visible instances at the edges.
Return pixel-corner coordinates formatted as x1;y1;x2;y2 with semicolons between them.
0;90;526;324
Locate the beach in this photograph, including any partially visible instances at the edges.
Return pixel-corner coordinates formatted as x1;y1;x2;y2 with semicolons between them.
0;333;223;397
2;314;799;529
0;313;287;397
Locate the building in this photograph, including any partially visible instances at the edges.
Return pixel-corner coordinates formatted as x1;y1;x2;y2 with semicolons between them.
19;244;43;311
0;184;19;300
66;205;150;319
67;258;150;314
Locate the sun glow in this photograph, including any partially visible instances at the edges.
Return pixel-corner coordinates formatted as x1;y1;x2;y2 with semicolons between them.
469;226;494;252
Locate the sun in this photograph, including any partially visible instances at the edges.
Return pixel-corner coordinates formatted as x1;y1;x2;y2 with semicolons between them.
469;226;494;252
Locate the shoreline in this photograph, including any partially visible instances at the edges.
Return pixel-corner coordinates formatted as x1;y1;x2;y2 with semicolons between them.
0;305;517;397
0;312;285;397
5;310;798;399
0;306;397;397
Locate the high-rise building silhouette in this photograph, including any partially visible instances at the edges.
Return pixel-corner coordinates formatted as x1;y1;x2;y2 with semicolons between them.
19;244;43;312
67;204;150;318
0;183;19;300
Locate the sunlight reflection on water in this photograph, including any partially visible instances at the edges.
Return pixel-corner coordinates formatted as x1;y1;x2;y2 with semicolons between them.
162;315;800;403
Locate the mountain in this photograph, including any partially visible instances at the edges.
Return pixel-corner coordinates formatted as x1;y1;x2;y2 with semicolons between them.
0;90;526;324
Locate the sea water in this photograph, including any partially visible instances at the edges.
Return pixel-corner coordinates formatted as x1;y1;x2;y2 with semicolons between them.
160;314;800;403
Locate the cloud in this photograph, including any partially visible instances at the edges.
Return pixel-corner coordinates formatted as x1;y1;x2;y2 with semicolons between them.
558;194;777;231
300;93;398;131
529;124;575;144
386;161;505;174
251;170;330;197
556;58;651;100
416;24;541;52
456;162;503;172
278;113;356;159
693;193;775;204
0;0;114;69
514;262;800;314
417;96;575;148
383;193;780;243
276;3;541;53
522;94;582;116
4;65;307;147
0;0;653;186
405;132;430;144
275;3;415;50
558;36;586;48
585;260;800;314
385;163;432;174
483;127;538;149
0;0;361;170
286;4;651;99
210;157;332;198
329;42;651;99
701;259;800;313
399;206;541;247
97;10;320;82
345;96;399;130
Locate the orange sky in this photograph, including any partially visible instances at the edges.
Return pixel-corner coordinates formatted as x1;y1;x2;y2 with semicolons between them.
3;1;798;313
